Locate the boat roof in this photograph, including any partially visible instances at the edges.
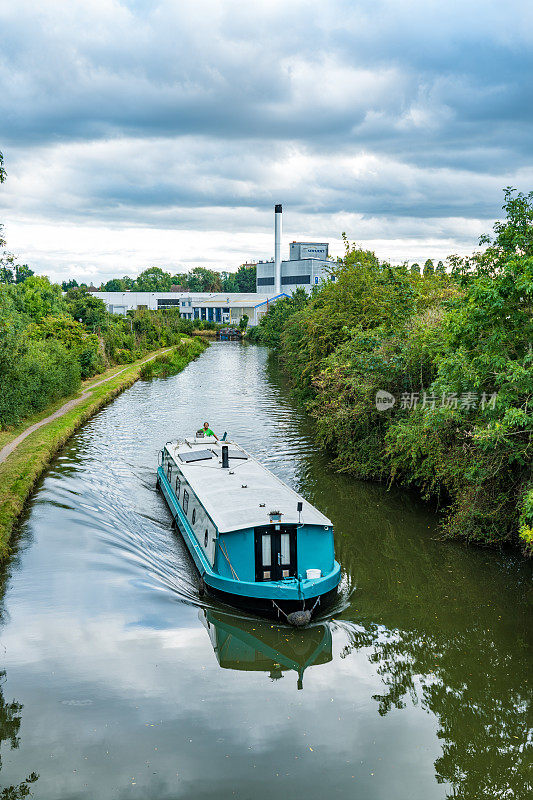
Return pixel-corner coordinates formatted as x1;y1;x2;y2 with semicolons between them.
164;438;332;534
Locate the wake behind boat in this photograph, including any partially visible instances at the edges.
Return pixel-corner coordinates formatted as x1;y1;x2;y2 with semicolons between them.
157;435;341;625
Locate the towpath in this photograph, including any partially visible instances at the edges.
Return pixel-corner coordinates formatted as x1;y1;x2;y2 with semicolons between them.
0;348;173;465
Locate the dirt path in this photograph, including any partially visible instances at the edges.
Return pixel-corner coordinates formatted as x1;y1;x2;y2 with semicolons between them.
0;348;173;465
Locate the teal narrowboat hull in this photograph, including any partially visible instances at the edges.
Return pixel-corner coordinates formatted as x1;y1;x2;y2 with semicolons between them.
157;465;341;609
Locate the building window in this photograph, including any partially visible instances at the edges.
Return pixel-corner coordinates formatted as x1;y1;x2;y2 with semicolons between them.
157;298;181;308
192;508;196;525
183;490;189;514
257;277;275;286
281;275;311;285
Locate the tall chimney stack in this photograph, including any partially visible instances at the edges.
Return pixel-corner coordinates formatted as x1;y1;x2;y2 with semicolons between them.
274;204;282;295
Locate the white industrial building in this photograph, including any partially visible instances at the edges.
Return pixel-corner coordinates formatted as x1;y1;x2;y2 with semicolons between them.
91;291;213;316
92;290;289;326
256;204;333;292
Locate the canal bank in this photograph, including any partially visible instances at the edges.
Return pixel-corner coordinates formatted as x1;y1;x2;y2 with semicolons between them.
0;338;207;558
0;341;529;800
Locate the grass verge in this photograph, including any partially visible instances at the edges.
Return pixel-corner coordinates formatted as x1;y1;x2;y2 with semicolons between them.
0;338;208;559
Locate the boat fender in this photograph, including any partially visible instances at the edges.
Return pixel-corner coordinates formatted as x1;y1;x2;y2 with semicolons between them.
287;610;312;627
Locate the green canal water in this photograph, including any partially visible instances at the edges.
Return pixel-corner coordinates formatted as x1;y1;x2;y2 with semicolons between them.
0;342;530;799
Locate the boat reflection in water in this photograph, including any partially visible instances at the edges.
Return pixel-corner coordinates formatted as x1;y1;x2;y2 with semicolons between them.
200;609;332;689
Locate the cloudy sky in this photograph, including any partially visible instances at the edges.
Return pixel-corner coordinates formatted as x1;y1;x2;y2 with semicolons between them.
0;0;532;283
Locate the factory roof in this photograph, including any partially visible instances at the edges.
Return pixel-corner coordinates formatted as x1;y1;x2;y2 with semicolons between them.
198;292;287;307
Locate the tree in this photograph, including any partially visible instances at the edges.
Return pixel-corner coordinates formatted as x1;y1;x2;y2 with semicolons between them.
220;271;237;292
410;263;420;275
239;313;249;331
11;276;64;321
103;278;125;291
233;264;256;292
436;260;445;274
423;259;434;276
0;254;14;284
186;267;221;292
64;286;107;328
0;255;34;285
134;267;172;291
14;263;34;283
61;279;78;291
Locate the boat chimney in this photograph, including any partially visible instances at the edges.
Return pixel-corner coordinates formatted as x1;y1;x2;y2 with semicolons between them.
274;204;282;295
221;445;229;469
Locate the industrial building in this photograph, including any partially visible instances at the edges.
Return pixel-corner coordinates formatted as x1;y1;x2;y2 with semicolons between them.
91;290;288;327
92;291;213;316
255;204;333;293
91;205;333;326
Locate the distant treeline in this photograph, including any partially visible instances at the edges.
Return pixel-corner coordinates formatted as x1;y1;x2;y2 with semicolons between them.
60;263;257;294
250;189;533;555
0;279;204;429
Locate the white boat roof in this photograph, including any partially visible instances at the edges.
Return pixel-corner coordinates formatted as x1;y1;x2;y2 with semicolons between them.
164;438;332;534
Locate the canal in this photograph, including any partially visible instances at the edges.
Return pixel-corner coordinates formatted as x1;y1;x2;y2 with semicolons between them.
0;342;530;799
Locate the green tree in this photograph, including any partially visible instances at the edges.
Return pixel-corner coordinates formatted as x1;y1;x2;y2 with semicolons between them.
61;279;78;291
103;278;126;291
0;253;15;284
11;276;64;322
14;263;34;283
186;267;221;292
134;267;172;291
64;286;107;328
231;264;256;292
423;259;434;275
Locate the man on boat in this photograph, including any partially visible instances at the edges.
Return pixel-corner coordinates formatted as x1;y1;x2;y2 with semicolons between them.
202;422;219;441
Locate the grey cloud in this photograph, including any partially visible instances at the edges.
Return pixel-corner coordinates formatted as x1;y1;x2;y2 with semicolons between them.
1;0;531;169
0;0;531;279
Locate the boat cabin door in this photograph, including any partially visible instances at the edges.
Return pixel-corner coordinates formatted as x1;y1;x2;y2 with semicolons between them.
254;525;297;581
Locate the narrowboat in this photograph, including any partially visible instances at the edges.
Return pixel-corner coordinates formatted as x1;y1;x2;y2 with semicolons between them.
157;435;341;625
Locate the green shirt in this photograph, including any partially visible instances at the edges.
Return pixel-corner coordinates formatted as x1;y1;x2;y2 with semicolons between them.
204;428;215;437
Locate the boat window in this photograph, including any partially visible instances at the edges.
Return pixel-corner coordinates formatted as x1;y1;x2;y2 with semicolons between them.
280;533;290;565
167;463;172;481
204;529;208;547
175;477;180;497
183;490;189;514
192;508;196;524
261;534;271;567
